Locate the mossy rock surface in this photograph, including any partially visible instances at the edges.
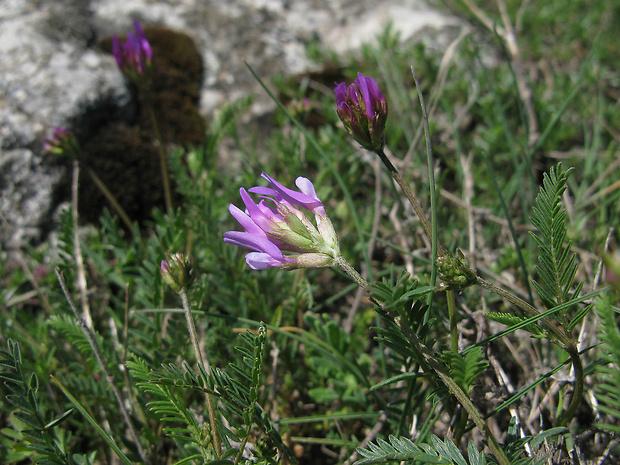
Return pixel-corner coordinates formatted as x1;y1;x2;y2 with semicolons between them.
76;25;206;226
79;123;165;225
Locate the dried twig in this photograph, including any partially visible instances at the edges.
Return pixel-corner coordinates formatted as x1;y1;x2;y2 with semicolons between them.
55;268;150;464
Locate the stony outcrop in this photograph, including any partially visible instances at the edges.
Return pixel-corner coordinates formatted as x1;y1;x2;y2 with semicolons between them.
0;0;465;250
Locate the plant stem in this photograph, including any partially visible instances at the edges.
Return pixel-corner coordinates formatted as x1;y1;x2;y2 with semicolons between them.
447;290;459;353
86;167;134;231
70;160;93;329
335;255;370;289
337;259;510;465
558;341;584;426
55;269;150;465
179;290;222;458
375;148;434;245
475;276;584;424
146;103;173;216
475;277;570;346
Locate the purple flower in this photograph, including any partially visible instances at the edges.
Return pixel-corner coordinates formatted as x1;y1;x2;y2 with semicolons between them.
44;127;80;157
334;72;388;152
112;21;152;78
224;173;341;270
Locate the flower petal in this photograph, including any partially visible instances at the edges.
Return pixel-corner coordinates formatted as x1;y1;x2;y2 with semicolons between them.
260;172;323;211
356;72;374;120
228;204;265;236
334;82;347;105
223;231;284;259
245;252;289;270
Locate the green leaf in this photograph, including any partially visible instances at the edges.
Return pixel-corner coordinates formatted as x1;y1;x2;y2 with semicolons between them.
487;312;543;336
593;294;620;433
50;375;133;465
442;348;488;394
45;409;74;429
6;394;33;412
13;411;43;430
354;435;451;464
529;163;580;313
529;427;569;449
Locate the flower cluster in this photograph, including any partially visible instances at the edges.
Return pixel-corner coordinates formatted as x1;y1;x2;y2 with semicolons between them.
334;72;388;152
224;173;341;270
112;21;152;79
44;128;80;157
436;250;478;291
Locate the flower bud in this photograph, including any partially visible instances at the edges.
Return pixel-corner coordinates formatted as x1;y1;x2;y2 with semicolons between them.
112;21;153;85
334;72;388;152
44;128;80;157
437;250;478;291
160;253;195;293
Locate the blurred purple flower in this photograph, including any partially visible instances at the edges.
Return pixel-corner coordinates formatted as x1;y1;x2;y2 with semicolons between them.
224;173;341;270
44;127;80;157
334;72;388;152
112;21;152;76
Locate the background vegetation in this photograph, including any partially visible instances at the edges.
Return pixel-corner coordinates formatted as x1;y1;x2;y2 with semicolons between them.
1;0;619;463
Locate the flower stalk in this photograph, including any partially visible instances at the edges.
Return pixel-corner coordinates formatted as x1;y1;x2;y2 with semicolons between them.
112;21;173;216
179;290;222;457
55;269;150;464
147;103;174;216
160;254;222;457
336;260;510;465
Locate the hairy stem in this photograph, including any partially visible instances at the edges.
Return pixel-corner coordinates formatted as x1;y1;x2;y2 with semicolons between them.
179;290;222;458
146;103;173;216
86;167;134;231
375;149;434;246
447;290;459;353
338;260;509;464
394;304;508;465
476;276;584;424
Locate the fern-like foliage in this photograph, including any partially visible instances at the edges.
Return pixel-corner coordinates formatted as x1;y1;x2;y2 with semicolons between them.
593;294;620;433
127;323;292;463
369;272;434;347
0;340;80;465
354;434;485;465
442;347;489;395
354;421;554;465
208;324;294;463
530;164;581;315
369;271;435;316
127;356;212;462
47;315;111;368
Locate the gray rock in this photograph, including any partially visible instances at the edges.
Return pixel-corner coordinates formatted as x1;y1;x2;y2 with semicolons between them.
0;149;63;250
0;0;466;250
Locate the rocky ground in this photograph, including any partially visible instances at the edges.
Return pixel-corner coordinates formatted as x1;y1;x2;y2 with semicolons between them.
0;0;466;250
